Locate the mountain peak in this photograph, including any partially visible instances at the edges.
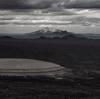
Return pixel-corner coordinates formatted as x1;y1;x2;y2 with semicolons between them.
24;28;74;39
35;27;53;33
35;28;68;34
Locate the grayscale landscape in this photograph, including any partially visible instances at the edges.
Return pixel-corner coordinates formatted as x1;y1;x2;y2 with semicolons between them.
0;0;100;98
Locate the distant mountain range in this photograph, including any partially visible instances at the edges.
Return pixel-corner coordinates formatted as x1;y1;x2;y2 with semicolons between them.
83;34;100;39
1;28;100;40
15;28;87;40
25;29;68;39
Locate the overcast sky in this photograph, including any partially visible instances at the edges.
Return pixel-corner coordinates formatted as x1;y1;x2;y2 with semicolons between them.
0;0;100;34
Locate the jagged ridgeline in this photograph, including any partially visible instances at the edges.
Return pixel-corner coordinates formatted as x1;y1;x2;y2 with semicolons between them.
24;28;86;39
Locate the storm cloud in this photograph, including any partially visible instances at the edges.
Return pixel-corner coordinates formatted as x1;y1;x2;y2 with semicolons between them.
65;0;100;8
0;0;100;9
0;0;54;9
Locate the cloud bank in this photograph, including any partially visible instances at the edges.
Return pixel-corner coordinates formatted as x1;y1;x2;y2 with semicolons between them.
0;0;100;9
0;9;100;27
0;0;100;34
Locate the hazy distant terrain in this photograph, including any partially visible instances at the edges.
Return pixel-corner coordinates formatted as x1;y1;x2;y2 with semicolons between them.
83;34;100;39
1;29;86;39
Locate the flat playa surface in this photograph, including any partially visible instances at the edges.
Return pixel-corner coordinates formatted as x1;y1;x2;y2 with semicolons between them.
0;58;65;76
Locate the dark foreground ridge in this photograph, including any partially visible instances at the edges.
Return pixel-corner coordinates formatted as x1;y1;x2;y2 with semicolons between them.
0;75;100;99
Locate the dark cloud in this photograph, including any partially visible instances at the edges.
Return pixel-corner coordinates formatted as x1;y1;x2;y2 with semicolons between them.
0;0;24;9
24;0;53;9
0;0;53;9
0;0;100;10
64;0;100;8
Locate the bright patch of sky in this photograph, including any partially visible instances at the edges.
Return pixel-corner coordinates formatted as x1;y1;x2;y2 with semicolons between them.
0;9;99;34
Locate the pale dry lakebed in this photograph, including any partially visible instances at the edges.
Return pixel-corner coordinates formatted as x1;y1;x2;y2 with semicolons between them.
0;58;66;77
